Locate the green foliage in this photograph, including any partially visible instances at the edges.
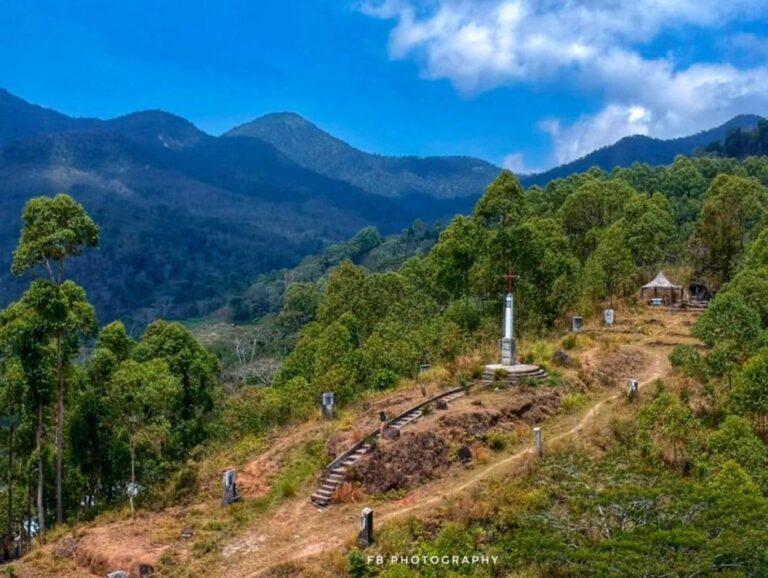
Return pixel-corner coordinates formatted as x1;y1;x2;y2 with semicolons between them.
706;416;767;485
733;347;768;420
691;174;768;286
669;344;705;380
637;392;701;469
583;226;635;303
11;194;99;281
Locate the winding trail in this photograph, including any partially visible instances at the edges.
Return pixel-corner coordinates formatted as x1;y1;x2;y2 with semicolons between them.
227;317;678;577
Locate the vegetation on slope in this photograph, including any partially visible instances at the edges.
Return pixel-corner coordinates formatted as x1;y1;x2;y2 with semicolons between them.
3;150;768;574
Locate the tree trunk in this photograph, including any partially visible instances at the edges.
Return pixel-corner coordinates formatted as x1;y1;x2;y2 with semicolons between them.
7;422;13;543
129;443;136;514
55;332;64;526
36;402;45;538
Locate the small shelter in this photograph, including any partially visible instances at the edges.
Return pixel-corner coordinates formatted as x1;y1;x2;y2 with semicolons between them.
688;281;713;302
639;271;683;304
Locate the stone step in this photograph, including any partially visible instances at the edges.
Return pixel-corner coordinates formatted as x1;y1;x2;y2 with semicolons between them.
310;494;331;506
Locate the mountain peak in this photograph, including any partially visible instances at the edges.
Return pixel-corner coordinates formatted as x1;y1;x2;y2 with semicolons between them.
105;109;208;150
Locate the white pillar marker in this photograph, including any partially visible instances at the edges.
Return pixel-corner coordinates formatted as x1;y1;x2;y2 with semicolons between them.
534;427;543;458
501;270;518;366
628;379;639;401
359;507;374;547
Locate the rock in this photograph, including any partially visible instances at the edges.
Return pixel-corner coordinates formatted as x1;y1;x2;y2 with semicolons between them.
435;399;448;410
348;431;449;494
180;527;194;539
553;350;573;367
471;399;483;406
438;409;500;441
381;427;401;440
456;446;473;463
139;565;155;578
106;572;128;578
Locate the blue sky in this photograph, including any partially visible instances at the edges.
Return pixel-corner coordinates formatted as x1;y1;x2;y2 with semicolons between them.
1;0;768;172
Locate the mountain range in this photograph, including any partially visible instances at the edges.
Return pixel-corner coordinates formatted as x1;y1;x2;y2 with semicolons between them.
0;88;762;327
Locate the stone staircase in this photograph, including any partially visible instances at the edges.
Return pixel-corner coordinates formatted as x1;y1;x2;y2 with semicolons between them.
310;387;466;508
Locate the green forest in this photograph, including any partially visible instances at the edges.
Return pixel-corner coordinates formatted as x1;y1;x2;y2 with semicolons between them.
4;152;768;576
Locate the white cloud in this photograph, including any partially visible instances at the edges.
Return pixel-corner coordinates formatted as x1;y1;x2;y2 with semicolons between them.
501;152;534;174
358;0;768;166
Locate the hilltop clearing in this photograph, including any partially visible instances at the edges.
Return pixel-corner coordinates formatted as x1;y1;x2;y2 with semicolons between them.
12;306;692;577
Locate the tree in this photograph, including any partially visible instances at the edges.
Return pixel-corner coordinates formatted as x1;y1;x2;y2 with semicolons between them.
11;194;99;526
693;292;765;376
0;292;54;535
11;194;99;284
558;178;636;260
133;321;219;455
0;354;24;553
473;170;528;228
583;226;635;306
691;174;767;287
107;359;180;512
426;216;481;300
733;348;768;436
619;193;676;272
707;416;767;486
637;392;701;471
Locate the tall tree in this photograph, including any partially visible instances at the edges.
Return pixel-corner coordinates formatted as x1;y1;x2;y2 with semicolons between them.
691;175;767;287
11;194;99;526
107;359;180;512
0;290;54;536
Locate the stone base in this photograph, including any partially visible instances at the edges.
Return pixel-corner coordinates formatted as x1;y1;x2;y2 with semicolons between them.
481;363;548;385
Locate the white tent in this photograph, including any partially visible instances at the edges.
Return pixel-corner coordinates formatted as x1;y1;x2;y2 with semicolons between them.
640;271;683;302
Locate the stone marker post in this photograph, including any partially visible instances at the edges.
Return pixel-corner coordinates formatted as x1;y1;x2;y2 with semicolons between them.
533;427;543;458
321;392;335;420
628;379;639;401
572;316;583;333
359;507;374;547
221;469;240;506
604;309;615;326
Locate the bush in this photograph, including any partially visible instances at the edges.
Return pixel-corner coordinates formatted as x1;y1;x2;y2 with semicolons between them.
371;368;400;390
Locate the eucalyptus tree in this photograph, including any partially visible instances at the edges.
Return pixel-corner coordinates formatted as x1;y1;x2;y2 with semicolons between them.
11;194;99;525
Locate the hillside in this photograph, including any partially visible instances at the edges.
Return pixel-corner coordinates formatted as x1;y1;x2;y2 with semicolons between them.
225;112;501;199
523;114;763;186
705;118;768;158
0;91;488;326
7;156;768;576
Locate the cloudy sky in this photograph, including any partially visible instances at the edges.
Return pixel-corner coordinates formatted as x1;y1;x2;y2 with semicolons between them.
2;0;767;172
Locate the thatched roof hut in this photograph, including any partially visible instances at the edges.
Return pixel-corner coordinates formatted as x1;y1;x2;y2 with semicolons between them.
639;271;683;303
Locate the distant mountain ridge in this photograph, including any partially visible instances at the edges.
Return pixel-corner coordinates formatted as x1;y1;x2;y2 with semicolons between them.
522;114;764;186
0;89;497;327
225;112;501;199
0;87;764;327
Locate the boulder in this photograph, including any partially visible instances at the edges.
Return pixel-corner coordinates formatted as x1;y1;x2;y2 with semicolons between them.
106;572;128;578
456;446;473;463
435;399;449;410
553;350;573;367
381;427;401;440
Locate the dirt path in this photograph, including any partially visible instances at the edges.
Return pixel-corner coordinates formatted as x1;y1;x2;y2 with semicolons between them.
14;310;691;577
224;315;680;577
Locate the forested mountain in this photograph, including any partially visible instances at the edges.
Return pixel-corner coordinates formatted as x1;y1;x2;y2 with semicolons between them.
225;112;501;199
0;91;491;328
705;119;768;158
523;114;763;186
0;88;764;330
